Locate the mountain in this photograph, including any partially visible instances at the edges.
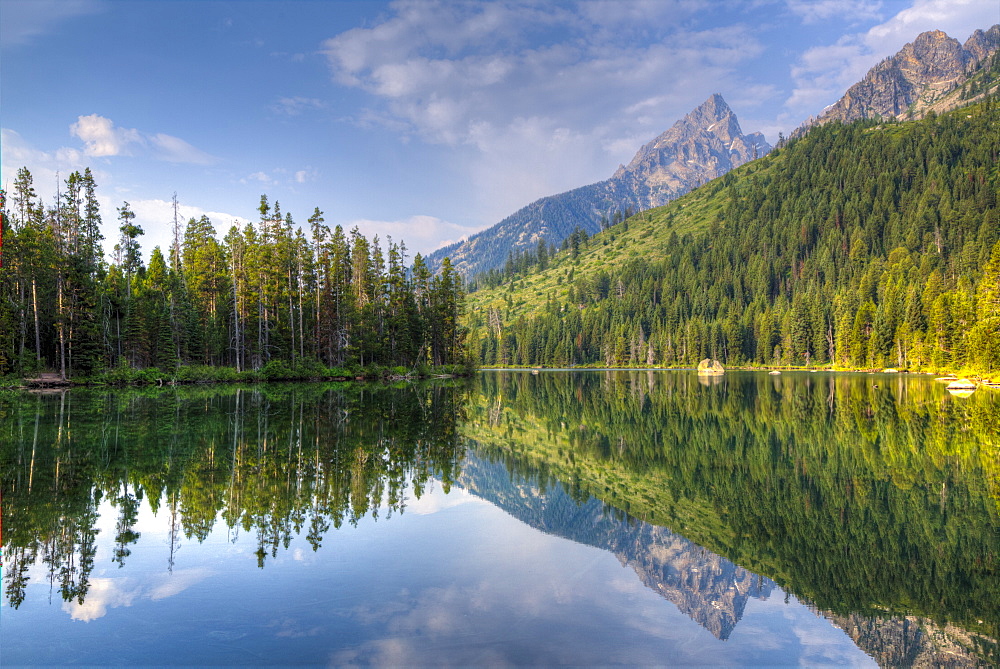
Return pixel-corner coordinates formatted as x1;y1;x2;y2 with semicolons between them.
609;93;769;199
465;96;1000;371
456;451;775;640
428;94;769;276
827;613;998;668
802;25;1000;129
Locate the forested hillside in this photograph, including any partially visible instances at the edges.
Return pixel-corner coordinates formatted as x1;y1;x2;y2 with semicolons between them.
428;94;769;277
466;97;1000;372
0;183;468;380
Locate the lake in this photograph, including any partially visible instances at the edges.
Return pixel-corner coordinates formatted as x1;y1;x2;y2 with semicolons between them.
2;371;998;666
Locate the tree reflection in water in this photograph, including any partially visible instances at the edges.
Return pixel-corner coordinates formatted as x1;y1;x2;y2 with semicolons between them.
463;371;1000;665
2;382;467;605
2;371;998;664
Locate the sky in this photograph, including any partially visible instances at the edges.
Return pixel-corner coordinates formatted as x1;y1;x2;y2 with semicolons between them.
2;0;997;263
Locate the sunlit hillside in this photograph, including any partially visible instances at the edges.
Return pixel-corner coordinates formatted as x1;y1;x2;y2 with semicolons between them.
464;97;1000;373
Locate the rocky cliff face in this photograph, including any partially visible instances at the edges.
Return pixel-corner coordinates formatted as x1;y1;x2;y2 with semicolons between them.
807;25;1000;127
611;93;769;208
428;94;769;276
456;453;774;640
825;613;998;667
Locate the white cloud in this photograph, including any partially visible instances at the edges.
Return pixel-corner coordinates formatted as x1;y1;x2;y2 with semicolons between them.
866;0;996;44
322;3;761;148
322;2;766;230
69;114;217;164
245;171;276;186
71;114;142;157
294;168;317;184
348;215;481;255
785;0;884;25
241;167;317;188
1;127;87;186
148;133;217;165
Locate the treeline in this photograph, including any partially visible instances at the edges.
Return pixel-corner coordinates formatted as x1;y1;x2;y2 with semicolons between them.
469;99;1000;372
0;175;469;379
469;211;636;293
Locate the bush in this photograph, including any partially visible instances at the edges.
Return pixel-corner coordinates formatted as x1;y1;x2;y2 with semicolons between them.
293;358;328;379
173;364;238;383
98;362;168;386
259;359;294;381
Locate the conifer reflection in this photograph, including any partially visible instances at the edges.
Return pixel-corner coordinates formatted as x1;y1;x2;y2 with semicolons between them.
464;371;1000;654
1;382;468;606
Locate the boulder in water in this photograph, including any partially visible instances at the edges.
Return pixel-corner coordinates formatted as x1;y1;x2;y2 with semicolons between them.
697;359;725;375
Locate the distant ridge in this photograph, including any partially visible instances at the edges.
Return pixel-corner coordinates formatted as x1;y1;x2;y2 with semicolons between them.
428;94;770;276
799;24;1000;132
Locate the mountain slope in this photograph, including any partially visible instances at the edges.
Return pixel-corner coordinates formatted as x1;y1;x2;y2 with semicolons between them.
802;25;1000;129
465;97;1000;372
429;94;769;276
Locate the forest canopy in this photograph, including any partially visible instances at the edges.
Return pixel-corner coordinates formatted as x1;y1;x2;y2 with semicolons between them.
466;99;1000;373
0;180;468;379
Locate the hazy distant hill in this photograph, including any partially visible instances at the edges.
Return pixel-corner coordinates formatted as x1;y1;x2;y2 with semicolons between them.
428;94;769;276
799;25;1000;131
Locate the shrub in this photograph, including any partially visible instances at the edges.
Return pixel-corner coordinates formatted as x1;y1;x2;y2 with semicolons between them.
293;358;328;379
260;359;294;381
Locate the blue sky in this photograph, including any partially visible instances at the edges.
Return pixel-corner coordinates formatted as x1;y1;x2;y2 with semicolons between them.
2;0;996;261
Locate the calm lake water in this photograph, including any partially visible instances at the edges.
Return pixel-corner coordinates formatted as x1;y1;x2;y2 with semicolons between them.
2;371;998;666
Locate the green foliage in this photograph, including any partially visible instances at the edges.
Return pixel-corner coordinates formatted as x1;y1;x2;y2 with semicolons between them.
0;178;471;380
467;100;1000;373
465;370;1000;644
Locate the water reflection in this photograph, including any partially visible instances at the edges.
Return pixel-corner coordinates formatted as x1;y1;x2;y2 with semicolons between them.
464;370;1000;664
458;454;774;640
2;383;467;608
2;372;998;666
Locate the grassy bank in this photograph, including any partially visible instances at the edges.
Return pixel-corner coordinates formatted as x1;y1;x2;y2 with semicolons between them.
5;360;474;389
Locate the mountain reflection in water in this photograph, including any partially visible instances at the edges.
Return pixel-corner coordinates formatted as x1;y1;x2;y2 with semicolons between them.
458;453;774;640
2;371;998;666
464;370;1000;664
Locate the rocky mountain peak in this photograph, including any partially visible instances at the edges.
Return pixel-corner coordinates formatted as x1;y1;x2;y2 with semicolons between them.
675;93;740;132
805;25;1000;128
428;94;770;276
897;29;966;81
965;25;1000;62
613;93;770;197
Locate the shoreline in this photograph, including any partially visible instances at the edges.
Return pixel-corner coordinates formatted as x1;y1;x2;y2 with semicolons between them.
3;363;474;391
476;365;998;384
